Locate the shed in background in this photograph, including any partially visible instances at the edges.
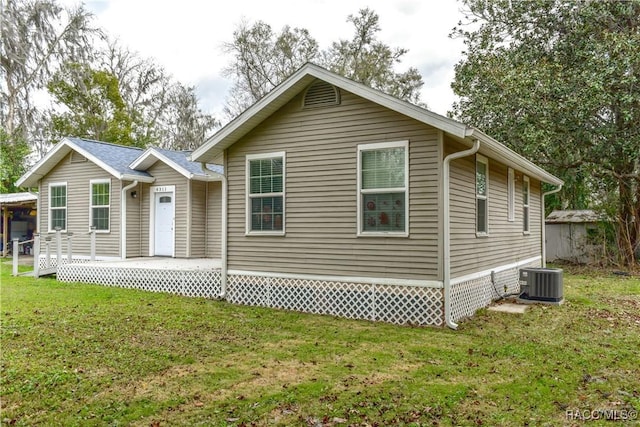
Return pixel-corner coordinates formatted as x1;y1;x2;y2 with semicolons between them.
545;209;604;264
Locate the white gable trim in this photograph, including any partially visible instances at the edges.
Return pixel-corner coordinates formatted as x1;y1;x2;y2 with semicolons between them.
190;63;563;187
130;148;221;182
17;138;155;187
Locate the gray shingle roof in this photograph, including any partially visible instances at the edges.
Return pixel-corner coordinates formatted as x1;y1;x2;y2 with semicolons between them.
67;137;152;179
152;148;224;176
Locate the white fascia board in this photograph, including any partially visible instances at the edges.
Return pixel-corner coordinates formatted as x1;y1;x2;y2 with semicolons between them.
16;138;75;187
131;148;192;180
121;174;155;183
191;67;315;162
191;63;470;163
467;128;564;186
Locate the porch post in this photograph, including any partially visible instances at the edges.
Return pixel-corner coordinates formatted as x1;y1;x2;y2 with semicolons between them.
67;232;73;263
12;238;19;276
33;233;40;277
45;237;51;268
55;227;62;265
2;205;8;257
90;226;96;261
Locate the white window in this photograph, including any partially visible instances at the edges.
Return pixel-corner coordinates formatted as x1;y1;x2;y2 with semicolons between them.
49;182;67;231
246;152;285;235
508;167;515;222
357;141;409;236
523;175;530;234
476;155;489;235
90;179;111;231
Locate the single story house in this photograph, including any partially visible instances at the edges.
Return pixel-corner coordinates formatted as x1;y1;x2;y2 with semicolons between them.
189;63;563;328
546;209;604;264
18;63;563;328
16;137;223;261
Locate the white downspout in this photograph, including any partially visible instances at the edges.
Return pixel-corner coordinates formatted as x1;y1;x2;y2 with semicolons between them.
121;180;138;260
443;139;480;330
201;164;227;298
541;184;563;267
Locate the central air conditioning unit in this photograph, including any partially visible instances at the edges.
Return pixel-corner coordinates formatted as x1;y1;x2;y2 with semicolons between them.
518;268;564;305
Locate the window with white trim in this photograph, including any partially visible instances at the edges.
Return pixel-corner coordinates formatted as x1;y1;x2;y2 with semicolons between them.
476;155;489;235
49;182;67;231
523;175;530;234
246;152;285;234
90;179;111;231
358;141;408;235
508;167;515;222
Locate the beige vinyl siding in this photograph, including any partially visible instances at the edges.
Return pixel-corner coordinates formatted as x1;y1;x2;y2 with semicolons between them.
447;137;542;277
39;153;120;257
190;180;207;257
146;162;189;257
206;181;222;258
226;90;440;280
125;181;142;257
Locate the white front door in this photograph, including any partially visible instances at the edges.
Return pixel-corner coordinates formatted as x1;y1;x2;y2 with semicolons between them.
154;191;174;256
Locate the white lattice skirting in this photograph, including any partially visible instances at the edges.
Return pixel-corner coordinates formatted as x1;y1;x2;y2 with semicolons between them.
227;274;444;326
450;258;541;322
37;255;93;269
58;264;222;298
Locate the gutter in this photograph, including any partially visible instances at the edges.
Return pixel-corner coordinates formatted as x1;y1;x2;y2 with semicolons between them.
443;138;481;330
121;180;139;260
541;184;563;267
201;163;228;298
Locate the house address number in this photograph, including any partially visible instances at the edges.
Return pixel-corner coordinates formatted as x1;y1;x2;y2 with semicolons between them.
154;187;170;193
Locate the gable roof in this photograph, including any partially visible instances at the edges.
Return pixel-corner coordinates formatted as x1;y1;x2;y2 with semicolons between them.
191;63;563;186
17;138;225;188
130;147;224;181
17;137;154;187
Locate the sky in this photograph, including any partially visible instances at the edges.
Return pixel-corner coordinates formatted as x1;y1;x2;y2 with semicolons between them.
61;0;468;119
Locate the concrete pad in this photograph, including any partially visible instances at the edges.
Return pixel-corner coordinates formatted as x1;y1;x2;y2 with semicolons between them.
487;303;529;314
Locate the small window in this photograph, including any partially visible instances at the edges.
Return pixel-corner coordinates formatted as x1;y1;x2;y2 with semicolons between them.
523;176;530;234
159;196;171;203
246;152;285;234
508;168;515;222
90;179;110;231
358;141;408;236
49;182;67;231
476;155;489;235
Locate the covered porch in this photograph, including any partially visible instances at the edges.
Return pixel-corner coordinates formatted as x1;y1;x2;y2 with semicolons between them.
57;257;222;298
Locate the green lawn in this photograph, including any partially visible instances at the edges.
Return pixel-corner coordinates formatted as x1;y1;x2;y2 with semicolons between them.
1;263;639;426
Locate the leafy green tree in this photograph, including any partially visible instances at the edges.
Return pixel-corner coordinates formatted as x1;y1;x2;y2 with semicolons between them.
321;8;423;104
0;128;30;192
0;0;96;155
222;8;424;120
451;0;639;266
222;21;319;119
48;62;138;146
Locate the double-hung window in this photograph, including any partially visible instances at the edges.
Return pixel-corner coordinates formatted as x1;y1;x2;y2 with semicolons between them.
49;182;67;231
358;141;408;236
90;179;111;231
476;155;489;235
246;152;285;234
523;176;530;234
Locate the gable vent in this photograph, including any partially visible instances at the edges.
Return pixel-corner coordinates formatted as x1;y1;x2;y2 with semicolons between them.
303;81;340;108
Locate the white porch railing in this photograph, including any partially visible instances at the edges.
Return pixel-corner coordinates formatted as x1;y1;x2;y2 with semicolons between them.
12;227;97;277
